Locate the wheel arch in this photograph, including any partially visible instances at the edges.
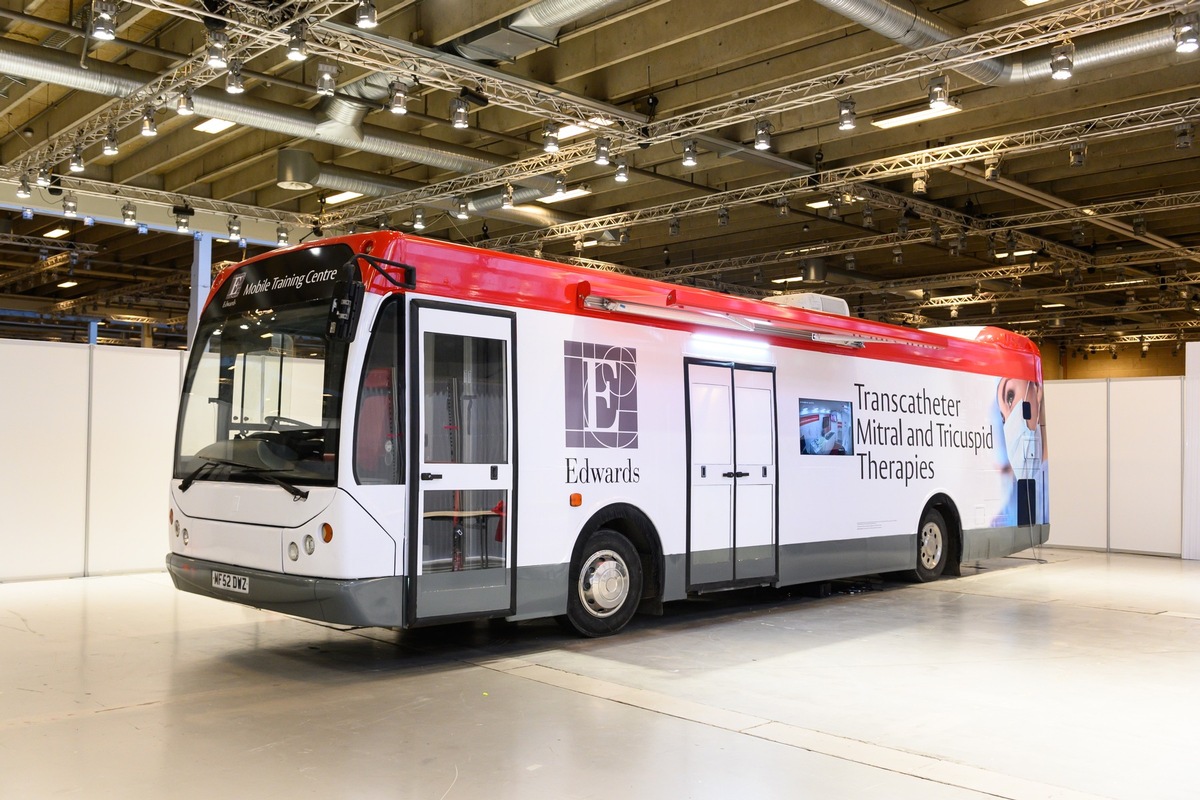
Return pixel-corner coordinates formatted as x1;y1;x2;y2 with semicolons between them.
922;493;963;576
572;503;663;603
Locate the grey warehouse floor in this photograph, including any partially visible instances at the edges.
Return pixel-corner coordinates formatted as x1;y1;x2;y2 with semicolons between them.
3;548;1199;799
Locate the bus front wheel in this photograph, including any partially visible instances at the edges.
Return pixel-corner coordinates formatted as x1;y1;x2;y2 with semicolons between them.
564;529;643;637
904;508;948;583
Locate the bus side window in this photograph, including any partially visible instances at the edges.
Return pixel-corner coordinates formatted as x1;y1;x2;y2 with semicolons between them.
354;301;403;484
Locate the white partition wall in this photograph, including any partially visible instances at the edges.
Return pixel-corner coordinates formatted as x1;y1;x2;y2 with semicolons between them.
0;340;91;580
0;340;186;581
1045;377;1184;557
87;347;184;574
1045;380;1108;550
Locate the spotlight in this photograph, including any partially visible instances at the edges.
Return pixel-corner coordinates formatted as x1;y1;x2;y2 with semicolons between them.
36;165;51;186
206;30;228;69
682;140;698;168
542;122;559;153
669;217;680;236
754;119;771;151
950;305;959;319
717;206;729;227
287;23;308;61
837;98;856;131
141;107;157;136
892;245;903;265
122;202;137;226
984;158;1001;181
1069;141;1086;167
502;183;514;209
614;157;629;182
63;194;78;218
136;222;148;235
861;204;874;229
929;220;942;246
388;82;408;114
413;208;425;230
316;64;338;97
176;213;190;233
912;169;928;195
1072;221;1086;245
1173;13;1199;54
16;175;31;199
356;0;378;29
1132;215;1146;236
845;253;856;270
594;136;611;165
1176;122;1194;150
450;97;470;129
776;197;789;217
91;0;118;41
21;207;33;220
1050;41;1074;80
554;171;567;195
454;196;469;220
176;89;195;116
276;224;289;246
927;75;949;110
103;126;119;155
69;144;85;173
226;60;245;94
227;216;241;238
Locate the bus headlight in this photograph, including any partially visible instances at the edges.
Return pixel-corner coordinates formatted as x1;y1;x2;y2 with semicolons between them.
181;529;189;545
288;542;299;561
303;535;315;555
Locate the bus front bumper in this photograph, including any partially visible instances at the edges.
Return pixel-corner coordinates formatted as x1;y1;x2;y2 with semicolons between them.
166;553;405;628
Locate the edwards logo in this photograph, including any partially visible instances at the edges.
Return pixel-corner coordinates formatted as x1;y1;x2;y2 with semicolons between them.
564;340;638;449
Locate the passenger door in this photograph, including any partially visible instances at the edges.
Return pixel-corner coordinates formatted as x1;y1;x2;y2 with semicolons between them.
410;303;515;622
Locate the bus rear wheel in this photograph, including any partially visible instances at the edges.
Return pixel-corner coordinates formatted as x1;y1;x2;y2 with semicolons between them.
564;529;643;637
903;508;948;583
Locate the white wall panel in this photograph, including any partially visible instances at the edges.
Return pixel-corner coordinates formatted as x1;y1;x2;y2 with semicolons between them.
1109;378;1182;555
0;340;90;580
87;346;182;574
1045;380;1109;550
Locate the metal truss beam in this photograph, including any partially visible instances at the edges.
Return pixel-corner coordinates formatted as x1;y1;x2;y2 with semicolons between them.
48;272;188;315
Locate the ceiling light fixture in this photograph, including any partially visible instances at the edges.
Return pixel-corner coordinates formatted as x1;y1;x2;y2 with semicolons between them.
1069;140;1087;167
1132;215;1147;236
837;98;856;131
542;122;559;153
1050;41;1075;80
892;245;904;266
871;98;961;129
225;60;245;94
538;183;591;203
206;30;229;69
286;23;309;61
1176;122;1195;149
669;217;680;236
754;119;772;151
122;202;136;225
861;203;874;229
502;183;514;209
450;96;470;129
141;106;157;136
103;125;119;155
276;224;290;245
68;144;85;173
325;190;363;205
1173;13;1199;53
388;81;408;114
717;206;729;227
176;89;195;116
912;169;928;195
194;118;235;134
356;0;378;29
594;136;611;165
454;196;469;219
614;157;629;182
413;208;425;230
36;165;51;186
682;140;698;167
554;171;567;196
315;64;338;97
62;194;78;218
227;216;241;238
16;175;31;199
776;197;789;217
927;75;949;110
44;225;69;237
91;0;118;41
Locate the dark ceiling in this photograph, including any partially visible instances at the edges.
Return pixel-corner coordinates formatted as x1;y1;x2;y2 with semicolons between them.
1;0;1198;353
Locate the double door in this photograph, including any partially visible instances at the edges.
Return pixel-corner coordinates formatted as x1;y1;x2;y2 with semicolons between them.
686;362;778;588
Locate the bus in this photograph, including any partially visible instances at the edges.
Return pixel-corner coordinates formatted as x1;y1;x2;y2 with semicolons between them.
167;232;1048;637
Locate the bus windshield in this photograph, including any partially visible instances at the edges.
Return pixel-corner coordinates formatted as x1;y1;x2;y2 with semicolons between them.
175;304;349;487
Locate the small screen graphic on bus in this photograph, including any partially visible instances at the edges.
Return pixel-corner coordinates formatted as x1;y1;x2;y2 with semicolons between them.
799;398;853;456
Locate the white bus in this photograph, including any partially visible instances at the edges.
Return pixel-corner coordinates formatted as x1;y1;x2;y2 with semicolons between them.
167;232;1048;636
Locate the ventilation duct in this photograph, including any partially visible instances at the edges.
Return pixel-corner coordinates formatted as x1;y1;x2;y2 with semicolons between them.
450;0;632;61
811;0;1180;85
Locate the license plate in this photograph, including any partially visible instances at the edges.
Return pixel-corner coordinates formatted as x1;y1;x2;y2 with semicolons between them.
211;570;249;594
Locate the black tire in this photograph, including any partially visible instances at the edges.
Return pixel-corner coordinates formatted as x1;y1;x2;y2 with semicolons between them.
902;508;949;583
563;529;643;637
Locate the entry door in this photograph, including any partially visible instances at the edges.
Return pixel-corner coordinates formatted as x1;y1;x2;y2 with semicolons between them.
687;362;777;588
410;304;514;621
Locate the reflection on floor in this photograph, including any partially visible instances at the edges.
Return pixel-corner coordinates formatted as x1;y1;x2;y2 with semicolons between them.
2;548;1198;799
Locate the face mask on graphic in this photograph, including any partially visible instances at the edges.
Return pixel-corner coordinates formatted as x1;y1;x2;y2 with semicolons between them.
1003;398;1041;479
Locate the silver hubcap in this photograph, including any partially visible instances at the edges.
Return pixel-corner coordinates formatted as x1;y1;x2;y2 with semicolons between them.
919;521;943;570
578;549;629;618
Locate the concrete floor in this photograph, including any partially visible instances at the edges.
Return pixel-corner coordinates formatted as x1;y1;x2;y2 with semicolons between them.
2;548;1198;799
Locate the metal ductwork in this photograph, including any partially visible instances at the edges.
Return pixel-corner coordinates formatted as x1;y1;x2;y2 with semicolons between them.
811;0;1180;85
0;37;553;191
276;149;577;226
450;0;632;61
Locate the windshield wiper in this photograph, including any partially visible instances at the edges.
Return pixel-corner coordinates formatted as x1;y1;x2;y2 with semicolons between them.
178;455;310;501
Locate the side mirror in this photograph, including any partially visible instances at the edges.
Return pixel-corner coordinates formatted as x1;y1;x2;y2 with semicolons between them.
327;279;364;341
1022;400;1032;421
